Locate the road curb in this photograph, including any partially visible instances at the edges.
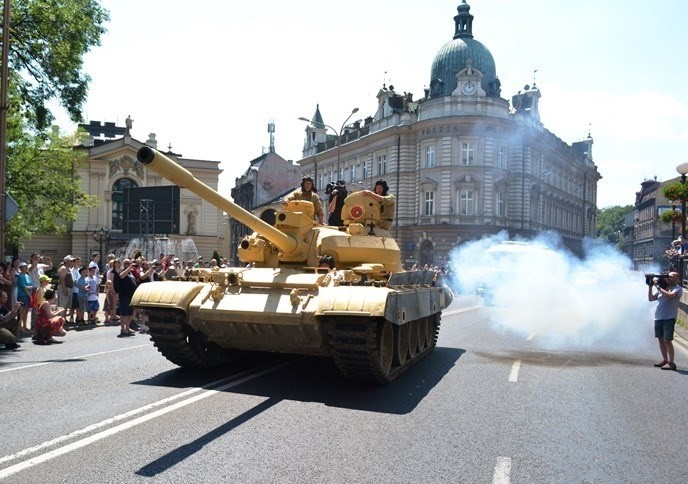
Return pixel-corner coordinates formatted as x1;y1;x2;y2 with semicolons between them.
675;330;688;350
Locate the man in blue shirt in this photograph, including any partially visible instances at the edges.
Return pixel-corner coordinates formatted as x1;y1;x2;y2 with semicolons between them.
648;271;682;370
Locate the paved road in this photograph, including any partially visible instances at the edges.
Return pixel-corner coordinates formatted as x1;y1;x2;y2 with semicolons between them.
2;295;688;483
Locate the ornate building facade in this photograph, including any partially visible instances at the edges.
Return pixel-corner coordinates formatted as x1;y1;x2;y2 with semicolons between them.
21;120;226;263
625;178;676;271
297;1;601;266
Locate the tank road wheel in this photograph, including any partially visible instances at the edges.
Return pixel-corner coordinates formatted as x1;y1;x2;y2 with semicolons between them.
329;318;396;384
414;320;427;352
377;320;394;377
407;320;418;358
422;316;433;349
394;323;409;366
146;309;233;368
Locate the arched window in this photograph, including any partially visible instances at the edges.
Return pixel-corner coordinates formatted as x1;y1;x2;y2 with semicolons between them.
419;239;434;267
111;178;138;230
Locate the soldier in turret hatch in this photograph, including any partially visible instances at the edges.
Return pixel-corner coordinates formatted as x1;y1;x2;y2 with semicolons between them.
283;176;324;224
361;179;395;231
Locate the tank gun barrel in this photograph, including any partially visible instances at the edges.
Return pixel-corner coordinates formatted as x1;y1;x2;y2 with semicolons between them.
137;147;297;254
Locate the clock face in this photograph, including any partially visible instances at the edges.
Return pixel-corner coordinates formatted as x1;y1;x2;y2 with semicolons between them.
461;80;477;95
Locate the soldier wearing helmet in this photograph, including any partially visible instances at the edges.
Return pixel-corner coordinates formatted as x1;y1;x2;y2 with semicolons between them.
361;179;395;231
283;176;325;223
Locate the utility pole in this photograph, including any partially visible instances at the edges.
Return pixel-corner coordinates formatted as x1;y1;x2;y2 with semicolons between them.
0;0;11;260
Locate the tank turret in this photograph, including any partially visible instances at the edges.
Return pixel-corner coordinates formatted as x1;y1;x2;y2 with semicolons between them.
133;147;452;384
137;147;402;271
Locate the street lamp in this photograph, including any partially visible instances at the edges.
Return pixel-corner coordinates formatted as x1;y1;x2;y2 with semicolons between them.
299;107;359;181
92;226;111;272
676;162;688;239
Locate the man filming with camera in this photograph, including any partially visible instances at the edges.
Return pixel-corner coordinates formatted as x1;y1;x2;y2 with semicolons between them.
647;271;682;371
325;180;347;226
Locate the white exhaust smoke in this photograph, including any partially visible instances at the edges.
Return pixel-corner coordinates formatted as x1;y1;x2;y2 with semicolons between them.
448;231;656;350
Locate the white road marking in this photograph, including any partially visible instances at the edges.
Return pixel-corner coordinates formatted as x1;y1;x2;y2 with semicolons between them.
492;456;512;484
0;361;291;480
508;360;521;382
0;367;256;466
0;344;150;373
443;305;482;316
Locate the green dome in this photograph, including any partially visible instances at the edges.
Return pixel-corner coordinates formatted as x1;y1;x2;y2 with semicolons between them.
429;2;500;98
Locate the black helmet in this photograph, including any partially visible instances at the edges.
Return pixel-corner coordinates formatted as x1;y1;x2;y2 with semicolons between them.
301;176;316;193
374;179;389;195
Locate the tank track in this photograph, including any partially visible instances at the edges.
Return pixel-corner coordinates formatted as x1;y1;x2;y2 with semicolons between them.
329;313;442;384
145;309;232;368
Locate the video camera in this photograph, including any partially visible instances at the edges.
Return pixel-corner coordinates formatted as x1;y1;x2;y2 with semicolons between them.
325;180;347;196
645;273;670;289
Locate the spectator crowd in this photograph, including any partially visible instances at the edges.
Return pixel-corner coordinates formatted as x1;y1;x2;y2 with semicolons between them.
0;251;229;350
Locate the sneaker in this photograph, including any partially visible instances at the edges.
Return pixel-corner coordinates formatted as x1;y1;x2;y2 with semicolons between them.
130;321;140;331
118;331;134;338
5;342;20;350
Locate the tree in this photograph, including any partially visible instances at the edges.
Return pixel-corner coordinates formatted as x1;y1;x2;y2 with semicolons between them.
5;118;99;246
8;0;110;130
2;0;109;248
596;205;633;246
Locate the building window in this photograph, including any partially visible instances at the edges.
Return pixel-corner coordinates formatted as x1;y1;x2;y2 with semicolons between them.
111;178;138;230
350;164;356;182
459;189;474;215
461;142;474;166
318;174;324;191
496;192;505;216
377;154;387;176
424;191;435;216
425;145;435;168
362;160;369;180
497;146;507;169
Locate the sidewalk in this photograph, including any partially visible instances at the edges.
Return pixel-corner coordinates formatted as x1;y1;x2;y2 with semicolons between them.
675;323;688;348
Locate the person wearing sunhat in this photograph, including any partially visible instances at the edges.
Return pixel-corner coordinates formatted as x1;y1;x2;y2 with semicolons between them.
34;289;67;345
35;274;52;311
282;176;325;224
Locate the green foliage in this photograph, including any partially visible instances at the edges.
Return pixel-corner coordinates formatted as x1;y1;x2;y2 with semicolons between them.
660;209;683;224
9;0;110;129
596;205;633;246
5;123;99;247
212;250;221;263
2;0;110;248
663;181;688;203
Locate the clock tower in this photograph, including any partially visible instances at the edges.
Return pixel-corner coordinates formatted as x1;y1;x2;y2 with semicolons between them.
452;58;486;97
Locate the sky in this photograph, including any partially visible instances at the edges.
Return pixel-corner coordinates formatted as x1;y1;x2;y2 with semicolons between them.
54;0;688;209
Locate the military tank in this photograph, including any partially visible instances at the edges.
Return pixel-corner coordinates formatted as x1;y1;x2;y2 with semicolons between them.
132;147;453;384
